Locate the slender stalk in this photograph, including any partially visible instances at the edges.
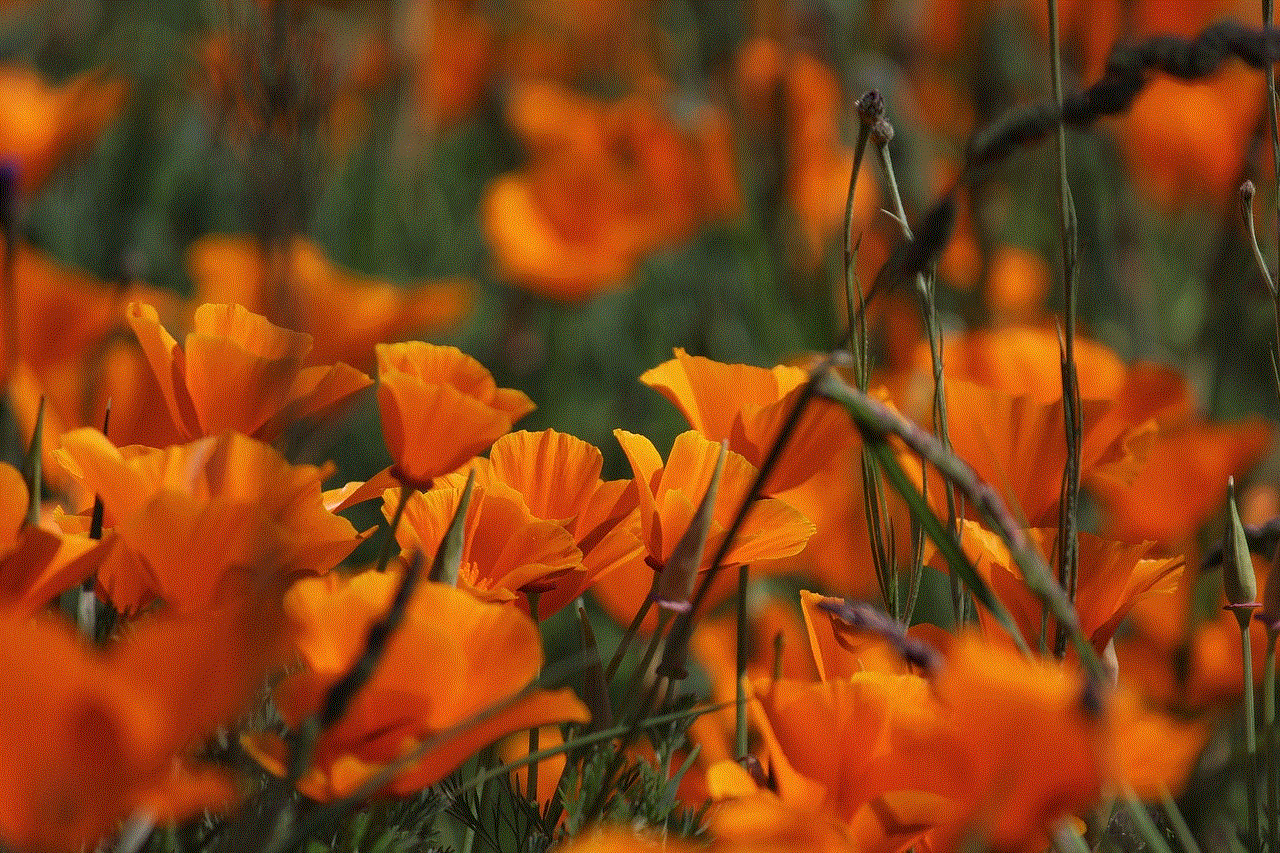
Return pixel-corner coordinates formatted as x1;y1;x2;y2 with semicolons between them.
606;576;657;681
1238;607;1261;852
1159;787;1202;853
873;123;958;626
526;591;541;804
817;369;1108;680
622;609;673;717
1266;629;1279;853
1048;0;1082;660
735;564;750;761
1121;786;1175;853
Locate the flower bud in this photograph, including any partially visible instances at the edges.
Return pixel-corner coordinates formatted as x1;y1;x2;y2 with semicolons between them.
1224;477;1259;609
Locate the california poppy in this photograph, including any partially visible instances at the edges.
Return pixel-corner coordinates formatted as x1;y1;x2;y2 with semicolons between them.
127;302;372;442
388;480;584;615
640;349;854;494
591;430;813;627
243;568;590;800
0;66;126;194
374;341;535;491
483;81;738;300
186;236;472;371
431;429;644;617
56;428;367;614
0;601;275;851
0;461;108;614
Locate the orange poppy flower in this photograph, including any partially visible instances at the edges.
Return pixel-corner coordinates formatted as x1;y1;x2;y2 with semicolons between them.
797;589;951;682
375;341;535;491
406;0;495;131
0;462;109;614
126;301;372;442
985;246;1051;324
186;236;472;371
639;349;854;494
916;377;1130;528
0;601;276;852
0;244;184;495
432;429;644;616
955;520;1182;655
590;430;813;627
1093;418;1273;544
243;568;590;800
56;429;367;614
734;39;884;273
1121;66;1264;210
1119;552;1272;710
388;480;584;615
0;66;126;194
918;636;1109;853
680;596;818;804
483;80;739;300
720;669;946;853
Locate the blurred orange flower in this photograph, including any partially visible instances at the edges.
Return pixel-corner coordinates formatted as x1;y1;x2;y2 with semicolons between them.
0;462;108;614
243;568;590;800
0;245;182;497
375;341;535;490
0;602;275;851
0;66;126;194
483;81;739;300
591;430;813;627
127;301;372;442
957;521;1182;655
56;429;367;614
734;39;882;272
405;0;494;131
186;236;472;371
640;349;853;494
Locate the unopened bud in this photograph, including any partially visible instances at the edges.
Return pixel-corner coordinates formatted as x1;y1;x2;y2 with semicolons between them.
1224;477;1259;611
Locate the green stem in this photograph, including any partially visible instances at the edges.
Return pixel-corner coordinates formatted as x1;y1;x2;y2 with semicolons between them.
874;129;958;625
1048;0;1081;660
526;590;541;804
735;564;749;761
1267;628;1278;853
1239;608;1261;852
605;575;657;681
373;484;412;572
1121;786;1175;853
1160;786;1202;853
622;609;673;716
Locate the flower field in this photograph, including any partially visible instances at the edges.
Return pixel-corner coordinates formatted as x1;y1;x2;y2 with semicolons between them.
5;2;1280;853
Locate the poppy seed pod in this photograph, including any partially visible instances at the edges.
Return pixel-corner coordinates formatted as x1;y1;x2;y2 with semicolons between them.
1224;477;1258;610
